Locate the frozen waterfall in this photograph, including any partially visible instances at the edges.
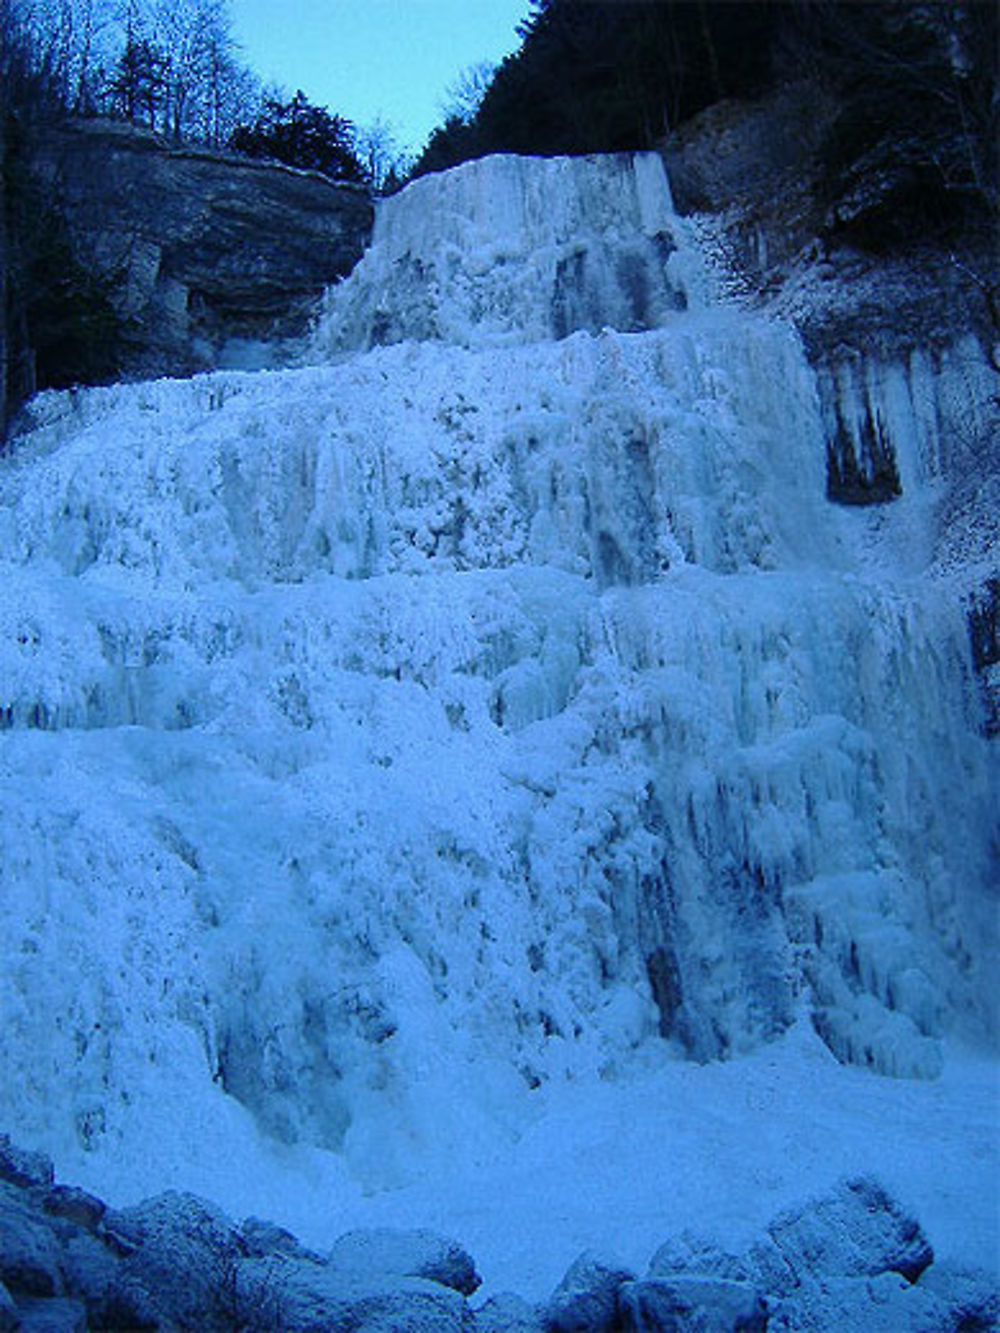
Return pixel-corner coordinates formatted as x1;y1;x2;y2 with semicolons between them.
0;153;996;1275
310;152;704;352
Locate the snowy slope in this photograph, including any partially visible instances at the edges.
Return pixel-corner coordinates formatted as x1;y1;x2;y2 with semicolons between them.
0;152;996;1290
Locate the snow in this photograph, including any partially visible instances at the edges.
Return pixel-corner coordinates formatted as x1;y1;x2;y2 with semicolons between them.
0;151;996;1298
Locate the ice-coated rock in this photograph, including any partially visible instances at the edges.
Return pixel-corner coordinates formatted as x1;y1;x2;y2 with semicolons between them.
103;1191;242;1332
0;146;995;1264
767;1269;999;1333
619;1276;768;1332
647;1232;748;1282
544;1251;637;1332
0;1133;993;1333
0;1186;62;1298
327;1226;481;1295
11;1298;86;1333
312;152;701;354
234;1255;469;1333
915;1260;1000;1330
474;1290;547;1332
639;1184;994;1333
750;1176;933;1293
0;1141;53;1194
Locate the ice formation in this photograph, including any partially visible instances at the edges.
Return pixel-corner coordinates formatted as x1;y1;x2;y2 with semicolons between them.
0;154;996;1237
311;152;703;352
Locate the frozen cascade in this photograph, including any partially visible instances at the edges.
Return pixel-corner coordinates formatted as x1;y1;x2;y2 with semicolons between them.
310;152;705;353
0;153;996;1218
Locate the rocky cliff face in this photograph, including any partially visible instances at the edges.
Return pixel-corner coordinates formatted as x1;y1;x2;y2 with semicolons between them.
663;82;997;366
664;80;999;727
9;117;373;396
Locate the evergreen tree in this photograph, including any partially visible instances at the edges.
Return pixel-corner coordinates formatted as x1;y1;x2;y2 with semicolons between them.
229;91;364;182
109;35;169;127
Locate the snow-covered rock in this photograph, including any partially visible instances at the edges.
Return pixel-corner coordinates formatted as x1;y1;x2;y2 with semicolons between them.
0;1185;63;1299
232;1257;469;1333
544;1251;637;1331
102;1191;243;1331
647;1234;747;1283
474;1291;546;1332
327;1227;480;1295
0;1134;995;1333
618;1276;767;1332
0;1143;54;1194
744;1176;933;1294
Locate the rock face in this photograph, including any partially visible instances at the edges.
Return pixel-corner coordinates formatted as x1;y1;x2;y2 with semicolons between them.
665;79;999;743
662;80;996;365
24;117;373;380
664;80;997;497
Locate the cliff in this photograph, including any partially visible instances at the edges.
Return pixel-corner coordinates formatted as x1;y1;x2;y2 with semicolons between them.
662;80;999;724
662;81;998;366
2;116;373;428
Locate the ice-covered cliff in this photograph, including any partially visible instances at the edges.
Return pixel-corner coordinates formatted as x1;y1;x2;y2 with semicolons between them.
0;152;996;1279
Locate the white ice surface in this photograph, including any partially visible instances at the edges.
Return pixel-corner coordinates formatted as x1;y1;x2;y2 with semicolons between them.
0;152;996;1298
44;1022;1000;1301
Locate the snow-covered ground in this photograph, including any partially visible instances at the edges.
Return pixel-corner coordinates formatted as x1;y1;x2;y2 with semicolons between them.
0;152;996;1298
27;1017;995;1302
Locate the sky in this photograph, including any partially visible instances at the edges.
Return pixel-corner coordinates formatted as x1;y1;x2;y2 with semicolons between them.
228;0;534;157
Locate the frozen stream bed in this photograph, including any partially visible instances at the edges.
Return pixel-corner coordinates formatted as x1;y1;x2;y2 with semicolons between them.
0;152;996;1304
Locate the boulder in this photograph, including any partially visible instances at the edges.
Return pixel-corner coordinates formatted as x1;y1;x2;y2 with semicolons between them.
54;1231;117;1317
619;1276;768;1332
239;1216;323;1264
0;1142;53;1193
234;1255;469;1333
103;1191;242;1332
544;1252;637;1332
42;1189;105;1235
0;1186;62;1298
95;1273;161;1332
474;1291;547;1332
647;1232;749;1282
767;1269;998;1333
327;1227;481;1296
746;1177;933;1294
10;1299;85;1333
915;1260;1000;1332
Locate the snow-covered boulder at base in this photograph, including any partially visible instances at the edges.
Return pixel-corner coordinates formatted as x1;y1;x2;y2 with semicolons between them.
0;151;996;1299
0;1145;993;1333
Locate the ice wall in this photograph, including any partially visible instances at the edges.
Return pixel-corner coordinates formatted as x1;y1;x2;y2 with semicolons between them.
0;153;996;1190
311;153;703;353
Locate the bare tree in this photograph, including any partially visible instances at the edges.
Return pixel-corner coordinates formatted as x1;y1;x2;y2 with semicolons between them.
439;59;495;126
354;115;411;193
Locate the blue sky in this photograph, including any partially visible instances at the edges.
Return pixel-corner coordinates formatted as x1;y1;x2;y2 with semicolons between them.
229;0;533;156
